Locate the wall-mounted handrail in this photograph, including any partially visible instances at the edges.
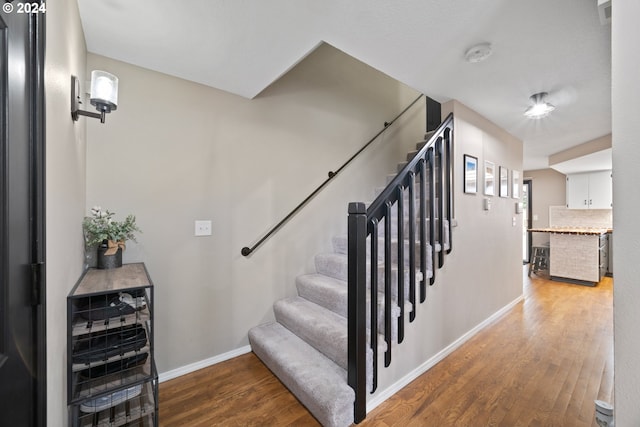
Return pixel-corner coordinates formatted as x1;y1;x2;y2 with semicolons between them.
241;93;425;256
348;113;454;423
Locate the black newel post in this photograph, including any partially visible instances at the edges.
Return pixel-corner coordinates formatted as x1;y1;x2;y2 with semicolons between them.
426;96;441;132
347;202;367;424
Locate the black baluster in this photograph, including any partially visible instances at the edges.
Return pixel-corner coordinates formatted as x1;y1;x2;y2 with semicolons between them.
384;201;392;367
428;147;437;286
397;186;405;343
408;172;416;322
419;158;428;301
369;218;379;394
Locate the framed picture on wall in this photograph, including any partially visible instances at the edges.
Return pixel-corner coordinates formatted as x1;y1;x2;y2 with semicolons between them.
499;166;509;197
464;154;478;194
512;170;520;199
484;161;495;196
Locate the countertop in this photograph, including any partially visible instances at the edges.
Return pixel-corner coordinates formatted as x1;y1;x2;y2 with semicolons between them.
528;227;612;235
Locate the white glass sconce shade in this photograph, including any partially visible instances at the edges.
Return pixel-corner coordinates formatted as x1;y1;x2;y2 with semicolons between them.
90;70;118;113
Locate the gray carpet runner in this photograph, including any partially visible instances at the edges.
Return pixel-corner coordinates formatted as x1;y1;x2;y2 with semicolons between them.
248;134;447;427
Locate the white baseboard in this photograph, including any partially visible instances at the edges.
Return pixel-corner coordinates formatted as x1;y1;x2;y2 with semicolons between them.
158;345;252;383
158;293;523;405
367;293;524;412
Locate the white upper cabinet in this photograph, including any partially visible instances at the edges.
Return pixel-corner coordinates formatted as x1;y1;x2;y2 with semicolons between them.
566;173;590;209
587;170;613;209
566;170;612;209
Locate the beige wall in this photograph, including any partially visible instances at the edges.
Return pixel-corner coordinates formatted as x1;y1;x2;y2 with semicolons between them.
85;44;426;374
549;134;612;166
612;1;640;424
373;99;524;400
523;168;566;246
44;0;88;423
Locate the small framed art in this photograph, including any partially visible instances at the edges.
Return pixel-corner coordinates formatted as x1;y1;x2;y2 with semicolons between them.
512;170;520;199
484;161;495;196
464;155;478;194
499;166;509;198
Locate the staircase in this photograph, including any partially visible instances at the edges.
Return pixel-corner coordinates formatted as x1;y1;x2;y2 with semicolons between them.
249;115;453;427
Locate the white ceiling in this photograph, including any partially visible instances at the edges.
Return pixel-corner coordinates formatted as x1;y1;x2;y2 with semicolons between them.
77;0;612;171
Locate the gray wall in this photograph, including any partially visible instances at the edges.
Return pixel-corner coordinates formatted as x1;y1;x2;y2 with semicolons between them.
44;0;88;423
612;1;640;424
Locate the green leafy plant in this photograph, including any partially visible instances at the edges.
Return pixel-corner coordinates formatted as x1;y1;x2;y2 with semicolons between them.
83;206;141;248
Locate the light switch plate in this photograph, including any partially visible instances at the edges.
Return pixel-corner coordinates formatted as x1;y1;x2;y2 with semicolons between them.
195;220;212;236
515;202;523;214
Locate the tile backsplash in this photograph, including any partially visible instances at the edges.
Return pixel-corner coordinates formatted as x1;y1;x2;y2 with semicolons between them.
549;206;612;228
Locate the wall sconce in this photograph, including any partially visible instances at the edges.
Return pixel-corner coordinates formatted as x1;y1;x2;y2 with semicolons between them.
71;70;118;124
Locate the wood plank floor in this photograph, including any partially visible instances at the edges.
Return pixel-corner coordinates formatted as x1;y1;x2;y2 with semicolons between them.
158;267;613;426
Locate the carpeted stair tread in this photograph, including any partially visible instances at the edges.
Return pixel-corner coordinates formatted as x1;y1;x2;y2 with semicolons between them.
296;273;410;341
274;296;349;369
248;322;354;427
296;274;348;317
406;150;420;161
315;252;350;282
331;234;433;278
315;252;422;286
274;296;387;372
384;173;435;186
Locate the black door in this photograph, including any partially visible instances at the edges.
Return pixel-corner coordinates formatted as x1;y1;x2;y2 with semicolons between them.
0;3;46;426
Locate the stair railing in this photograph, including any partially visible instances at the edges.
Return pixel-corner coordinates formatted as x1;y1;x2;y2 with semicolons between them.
241;94;425;257
348;113;454;423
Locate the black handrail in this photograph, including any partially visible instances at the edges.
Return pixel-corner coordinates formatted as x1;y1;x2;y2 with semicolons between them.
348;113;454;423
241;93;425;256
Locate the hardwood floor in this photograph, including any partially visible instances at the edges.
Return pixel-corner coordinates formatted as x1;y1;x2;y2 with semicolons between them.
158;267;613;426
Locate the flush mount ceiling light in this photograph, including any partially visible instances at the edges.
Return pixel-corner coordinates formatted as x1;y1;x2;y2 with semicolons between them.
524;92;555;119
464;42;492;63
71;70;119;124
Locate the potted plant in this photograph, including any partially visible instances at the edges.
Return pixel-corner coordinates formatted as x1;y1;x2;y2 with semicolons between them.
83;206;141;269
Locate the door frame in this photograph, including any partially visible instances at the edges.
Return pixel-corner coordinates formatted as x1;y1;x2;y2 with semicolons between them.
0;7;47;425
31;8;47;426
523;179;533;263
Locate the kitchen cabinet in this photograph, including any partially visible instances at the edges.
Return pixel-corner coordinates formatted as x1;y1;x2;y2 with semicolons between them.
566;170;612;209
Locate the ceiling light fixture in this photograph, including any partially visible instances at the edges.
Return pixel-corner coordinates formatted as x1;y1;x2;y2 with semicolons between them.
524;92;555;119
464;42;492;63
71;70;119;124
